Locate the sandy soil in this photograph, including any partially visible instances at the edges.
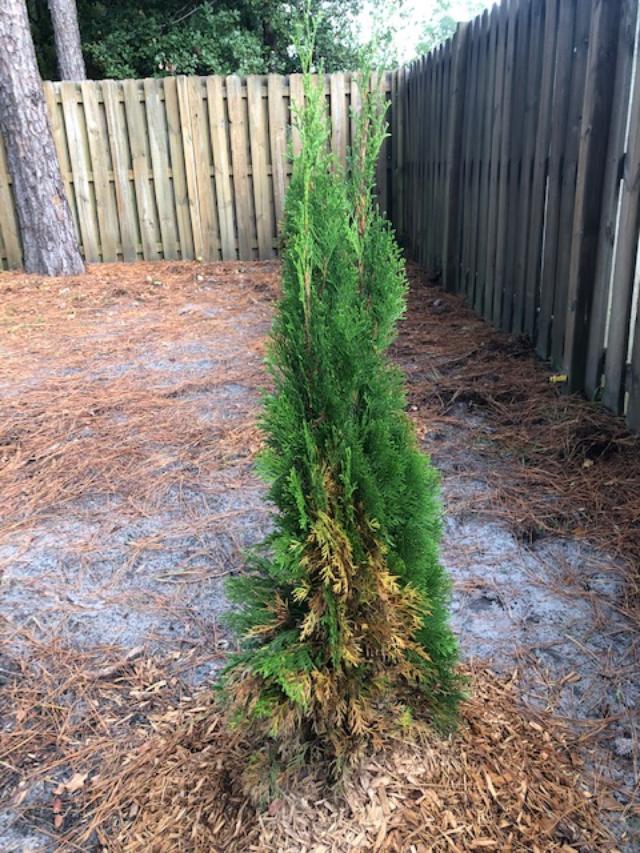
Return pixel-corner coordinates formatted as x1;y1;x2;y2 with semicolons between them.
0;260;638;850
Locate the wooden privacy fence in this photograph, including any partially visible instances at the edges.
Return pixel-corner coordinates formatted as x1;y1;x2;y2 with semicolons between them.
392;0;640;433
0;72;391;270
2;13;640;434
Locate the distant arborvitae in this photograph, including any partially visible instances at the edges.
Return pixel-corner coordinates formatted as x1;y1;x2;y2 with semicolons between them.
220;41;461;782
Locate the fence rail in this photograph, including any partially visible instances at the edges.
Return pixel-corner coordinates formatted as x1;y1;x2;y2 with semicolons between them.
0;72;392;270
391;0;640;433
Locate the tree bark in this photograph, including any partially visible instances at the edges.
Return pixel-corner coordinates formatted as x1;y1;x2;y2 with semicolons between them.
48;0;86;81
0;0;84;275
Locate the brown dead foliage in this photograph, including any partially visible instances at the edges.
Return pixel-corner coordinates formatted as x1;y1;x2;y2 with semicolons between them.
3;632;629;850
1;259;638;596
0;261;275;539
1;260;639;850
46;666;620;852
399;265;640;616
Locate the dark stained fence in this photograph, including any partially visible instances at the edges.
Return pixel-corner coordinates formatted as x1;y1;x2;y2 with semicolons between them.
391;0;640;433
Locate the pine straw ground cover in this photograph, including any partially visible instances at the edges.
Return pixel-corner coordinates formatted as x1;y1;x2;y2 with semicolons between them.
0;260;638;851
399;267;640;605
39;665;616;852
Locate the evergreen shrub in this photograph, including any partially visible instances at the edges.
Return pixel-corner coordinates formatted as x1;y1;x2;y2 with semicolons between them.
221;38;461;778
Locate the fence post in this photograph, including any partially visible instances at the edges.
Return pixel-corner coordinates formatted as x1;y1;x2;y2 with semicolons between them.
602;25;640;416
629;309;640;432
584;0;639;401
563;0;622;392
391;67;404;240
442;22;470;292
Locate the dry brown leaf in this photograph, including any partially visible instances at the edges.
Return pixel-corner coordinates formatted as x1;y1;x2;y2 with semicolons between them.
64;772;88;793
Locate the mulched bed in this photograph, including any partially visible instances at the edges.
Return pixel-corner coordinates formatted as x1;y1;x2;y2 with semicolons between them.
399;265;640;613
0;260;638;851
59;665;615;852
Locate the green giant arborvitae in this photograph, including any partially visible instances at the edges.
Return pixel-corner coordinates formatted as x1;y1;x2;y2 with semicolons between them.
221;39;461;775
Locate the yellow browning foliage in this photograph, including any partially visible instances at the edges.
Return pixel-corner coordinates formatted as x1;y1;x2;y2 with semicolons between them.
225;469;438;770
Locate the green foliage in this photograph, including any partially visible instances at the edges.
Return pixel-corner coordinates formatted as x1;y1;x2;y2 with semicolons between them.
417;0;486;55
220;29;461;776
28;0;370;80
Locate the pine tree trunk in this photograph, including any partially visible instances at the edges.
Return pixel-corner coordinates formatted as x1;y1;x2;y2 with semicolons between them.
0;0;84;275
48;0;86;81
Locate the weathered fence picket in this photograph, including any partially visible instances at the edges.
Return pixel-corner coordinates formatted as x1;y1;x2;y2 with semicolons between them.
0;72;392;270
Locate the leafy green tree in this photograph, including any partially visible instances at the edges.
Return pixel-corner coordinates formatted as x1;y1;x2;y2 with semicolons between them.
27;0;371;80
417;0;486;55
221;33;461;783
